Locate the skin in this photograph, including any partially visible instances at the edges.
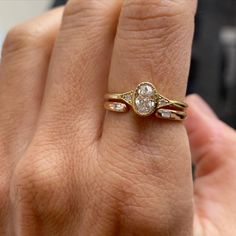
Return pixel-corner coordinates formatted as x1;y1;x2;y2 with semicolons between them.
0;0;235;235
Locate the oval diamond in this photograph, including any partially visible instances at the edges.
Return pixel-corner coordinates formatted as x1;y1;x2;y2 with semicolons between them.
134;82;157;116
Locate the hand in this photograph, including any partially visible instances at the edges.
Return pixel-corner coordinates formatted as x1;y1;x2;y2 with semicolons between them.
0;0;234;235
185;95;236;236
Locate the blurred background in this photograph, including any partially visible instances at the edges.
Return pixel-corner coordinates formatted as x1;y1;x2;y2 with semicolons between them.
0;1;52;45
0;0;236;127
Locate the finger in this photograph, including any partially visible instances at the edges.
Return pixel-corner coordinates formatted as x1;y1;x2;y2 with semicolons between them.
37;0;122;143
185;95;236;233
0;8;63;235
103;0;196;138
0;8;63;161
185;94;236;177
101;0;197;234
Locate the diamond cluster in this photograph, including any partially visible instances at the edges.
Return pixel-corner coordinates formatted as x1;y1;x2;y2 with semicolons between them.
134;83;157;116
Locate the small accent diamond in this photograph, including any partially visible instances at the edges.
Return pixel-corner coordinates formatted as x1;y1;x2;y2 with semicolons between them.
122;93;133;104
111;103;127;112
159;98;169;107
160;110;171;118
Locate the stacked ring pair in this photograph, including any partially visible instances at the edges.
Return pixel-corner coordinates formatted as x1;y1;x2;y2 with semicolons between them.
104;82;187;121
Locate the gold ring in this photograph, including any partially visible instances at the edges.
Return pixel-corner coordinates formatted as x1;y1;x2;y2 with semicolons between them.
104;82;187;121
104;101;187;121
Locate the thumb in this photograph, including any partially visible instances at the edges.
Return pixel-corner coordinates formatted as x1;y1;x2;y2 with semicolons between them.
184;94;236;175
185;94;236;235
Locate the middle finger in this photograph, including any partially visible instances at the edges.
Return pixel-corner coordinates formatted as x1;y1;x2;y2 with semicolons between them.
37;0;122;144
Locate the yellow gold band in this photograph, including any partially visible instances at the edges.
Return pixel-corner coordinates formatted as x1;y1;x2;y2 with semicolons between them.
104;101;187;121
104;82;188;121
155;109;187;121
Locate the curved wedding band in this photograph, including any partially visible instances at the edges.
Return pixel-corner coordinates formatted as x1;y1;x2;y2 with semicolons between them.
104;82;188;121
104;101;187;121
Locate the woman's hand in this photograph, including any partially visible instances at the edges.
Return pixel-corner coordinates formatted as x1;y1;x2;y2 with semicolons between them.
1;0;235;235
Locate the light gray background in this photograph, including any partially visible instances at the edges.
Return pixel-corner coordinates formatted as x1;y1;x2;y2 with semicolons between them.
0;0;53;50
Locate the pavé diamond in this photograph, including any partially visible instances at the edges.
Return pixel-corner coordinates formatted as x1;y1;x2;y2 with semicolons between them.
134;83;157;116
159;98;169;107
122;93;133;104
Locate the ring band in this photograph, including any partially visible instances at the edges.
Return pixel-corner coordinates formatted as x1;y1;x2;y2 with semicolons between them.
104;82;187;121
156;109;187;121
104;101;187;121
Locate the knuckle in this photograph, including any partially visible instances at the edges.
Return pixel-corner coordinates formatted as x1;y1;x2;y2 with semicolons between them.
61;0;121;42
118;180;192;233
64;0;110;29
99;173;192;234
2;24;44;57
118;0;195;40
11;149;77;221
97;149;193;233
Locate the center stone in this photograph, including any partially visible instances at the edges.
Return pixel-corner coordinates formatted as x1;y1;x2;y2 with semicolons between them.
134;83;157;116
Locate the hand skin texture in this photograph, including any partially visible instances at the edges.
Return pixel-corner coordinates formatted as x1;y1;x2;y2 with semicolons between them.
0;0;236;235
